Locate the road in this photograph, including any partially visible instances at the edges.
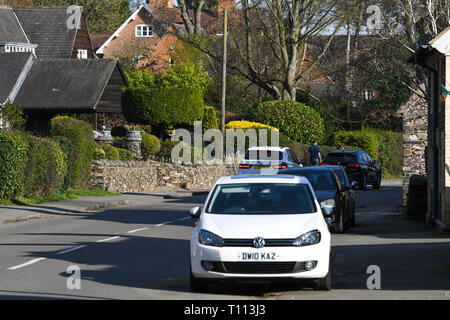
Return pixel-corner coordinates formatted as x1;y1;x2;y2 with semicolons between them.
0;183;449;300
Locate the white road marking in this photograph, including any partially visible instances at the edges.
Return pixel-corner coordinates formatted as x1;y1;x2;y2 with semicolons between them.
127;228;149;234
8;258;47;270
155;221;174;227
96;236;120;243
177;217;191;222
57;245;87;255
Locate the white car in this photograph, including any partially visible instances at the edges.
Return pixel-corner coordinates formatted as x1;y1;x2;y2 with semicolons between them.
189;175;331;292
237;146;303;175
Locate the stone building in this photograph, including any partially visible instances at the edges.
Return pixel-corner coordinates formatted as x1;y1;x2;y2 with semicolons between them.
410;26;450;230
397;90;428;206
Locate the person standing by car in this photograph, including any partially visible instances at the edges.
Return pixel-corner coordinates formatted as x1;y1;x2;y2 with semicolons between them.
308;139;322;166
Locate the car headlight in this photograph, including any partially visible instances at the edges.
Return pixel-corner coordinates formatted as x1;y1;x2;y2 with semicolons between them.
320;199;336;209
198;229;224;247
294;229;321;247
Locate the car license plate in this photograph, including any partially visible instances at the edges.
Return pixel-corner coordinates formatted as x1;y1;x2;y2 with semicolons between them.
254;165;270;169
238;252;279;261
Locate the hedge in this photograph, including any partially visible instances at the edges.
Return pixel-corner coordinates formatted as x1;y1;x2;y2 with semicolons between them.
141;132;161;159
225;121;280;154
248;100;325;144
0;130;28;199
121;87;204;127
333;130;380;160
98;144;120;160
117;148;135;161
50;117;94;190
22;134;67;197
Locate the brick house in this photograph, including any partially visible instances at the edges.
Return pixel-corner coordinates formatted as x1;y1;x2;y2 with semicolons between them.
410;26;450;230
94;0;234;71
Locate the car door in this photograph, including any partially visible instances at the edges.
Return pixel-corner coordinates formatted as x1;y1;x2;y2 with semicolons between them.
286;149;299;168
332;170;348;226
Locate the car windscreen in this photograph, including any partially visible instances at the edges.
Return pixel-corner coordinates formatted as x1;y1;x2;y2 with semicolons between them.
206;183;316;215
324;153;357;164
280;171;336;191
244;150;283;161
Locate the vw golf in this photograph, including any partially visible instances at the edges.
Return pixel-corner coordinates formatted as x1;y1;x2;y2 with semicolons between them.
189;175;331;292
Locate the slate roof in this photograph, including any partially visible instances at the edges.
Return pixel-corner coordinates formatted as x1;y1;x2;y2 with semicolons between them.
15;59;119;110
0;53;32;104
13;7;80;58
0;7;28;43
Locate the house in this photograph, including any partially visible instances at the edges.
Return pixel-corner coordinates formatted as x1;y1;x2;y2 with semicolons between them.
409;26;450;231
0;5;129;132
94;0;234;71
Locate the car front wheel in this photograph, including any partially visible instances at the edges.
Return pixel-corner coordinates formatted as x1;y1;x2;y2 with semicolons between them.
314;271;331;291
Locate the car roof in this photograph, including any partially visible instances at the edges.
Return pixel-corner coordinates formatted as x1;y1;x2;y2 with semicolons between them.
279;167;335;173
246;146;289;152
326;150;362;154
321;165;344;170
216;175;310;185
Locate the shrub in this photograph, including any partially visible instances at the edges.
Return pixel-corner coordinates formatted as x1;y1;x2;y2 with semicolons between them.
157;140;180;158
333;130;380;160
203;106;219;131
0;130;28;199
225;121;280;154
141;132;161;159
248;100;325;144
94;147;106;160
22;134;67;197
97;144;120;160
118;148;135;161
1;100;26;130
111;126;128;137
50;117;94;190
121;87;204;127
112;137;125;149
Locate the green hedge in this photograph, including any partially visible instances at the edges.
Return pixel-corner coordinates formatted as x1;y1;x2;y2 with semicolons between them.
333;130;380;160
0;130;28;199
248;100;325;144
117;148;135;161
50;117;94;190
121;87;204;127
98;144;120;160
141;132;161;159
22;134;67;197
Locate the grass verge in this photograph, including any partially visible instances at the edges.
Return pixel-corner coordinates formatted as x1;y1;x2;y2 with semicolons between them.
1;189;120;206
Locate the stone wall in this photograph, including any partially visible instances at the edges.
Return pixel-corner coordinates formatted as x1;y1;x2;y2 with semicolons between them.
397;92;428;206
89;160;238;193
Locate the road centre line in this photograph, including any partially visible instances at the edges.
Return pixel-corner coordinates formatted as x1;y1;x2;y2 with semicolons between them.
57;245;87;255
8;258;47;270
127;228;149;234
96;236;121;243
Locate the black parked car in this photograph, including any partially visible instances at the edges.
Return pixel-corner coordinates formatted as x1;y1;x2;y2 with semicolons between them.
322;150;381;190
279;167;352;233
321;165;357;228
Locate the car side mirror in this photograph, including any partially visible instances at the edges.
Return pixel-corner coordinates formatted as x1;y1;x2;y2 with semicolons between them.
189;206;202;219
351;181;358;189
321;206;333;217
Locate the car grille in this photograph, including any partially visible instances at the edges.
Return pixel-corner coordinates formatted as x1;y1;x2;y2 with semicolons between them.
223;239;295;247
220;262;306;274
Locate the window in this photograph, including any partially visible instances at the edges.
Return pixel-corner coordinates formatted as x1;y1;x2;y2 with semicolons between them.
77;49;88;59
136;24;154;37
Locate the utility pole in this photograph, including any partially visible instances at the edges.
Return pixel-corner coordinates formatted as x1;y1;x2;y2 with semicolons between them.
221;9;228;161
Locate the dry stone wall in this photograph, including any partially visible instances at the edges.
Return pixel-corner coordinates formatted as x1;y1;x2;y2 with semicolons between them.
89;160;238;193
